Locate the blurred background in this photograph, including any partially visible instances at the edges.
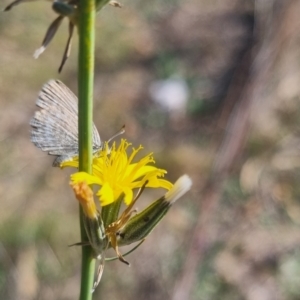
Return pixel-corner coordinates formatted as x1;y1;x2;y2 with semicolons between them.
1;0;300;299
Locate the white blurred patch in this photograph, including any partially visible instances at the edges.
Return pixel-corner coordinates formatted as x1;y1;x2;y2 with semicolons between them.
149;77;190;112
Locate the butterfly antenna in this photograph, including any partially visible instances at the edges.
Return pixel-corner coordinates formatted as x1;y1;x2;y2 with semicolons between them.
107;125;125;144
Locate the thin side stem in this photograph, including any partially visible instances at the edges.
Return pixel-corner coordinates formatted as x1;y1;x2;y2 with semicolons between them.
78;0;96;299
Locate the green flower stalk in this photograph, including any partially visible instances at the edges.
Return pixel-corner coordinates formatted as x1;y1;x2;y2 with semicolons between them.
77;0;97;297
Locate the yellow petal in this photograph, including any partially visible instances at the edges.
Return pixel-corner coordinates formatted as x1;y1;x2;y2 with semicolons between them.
123;187;133;205
71;172;102;186
98;182;115;206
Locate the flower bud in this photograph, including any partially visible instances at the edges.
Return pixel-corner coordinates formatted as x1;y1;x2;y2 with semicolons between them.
118;175;192;246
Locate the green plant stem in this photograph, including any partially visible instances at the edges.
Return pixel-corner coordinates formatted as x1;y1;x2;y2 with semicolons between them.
78;0;96;299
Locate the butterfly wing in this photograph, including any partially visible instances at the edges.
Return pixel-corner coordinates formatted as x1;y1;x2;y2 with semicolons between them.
30;80;101;165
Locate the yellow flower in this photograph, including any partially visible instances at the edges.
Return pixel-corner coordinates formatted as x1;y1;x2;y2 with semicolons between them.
63;139;173;206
